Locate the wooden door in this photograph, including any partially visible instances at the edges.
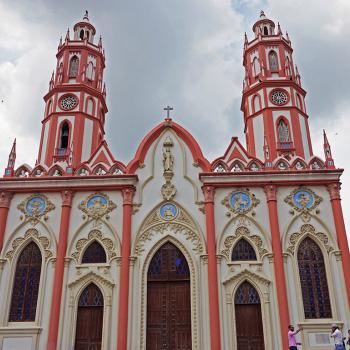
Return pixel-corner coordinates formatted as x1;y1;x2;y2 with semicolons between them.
235;282;265;350
75;283;104;350
147;242;192;350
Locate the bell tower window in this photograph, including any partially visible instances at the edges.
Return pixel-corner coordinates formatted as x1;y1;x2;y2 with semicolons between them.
269;50;278;71
277;120;290;143
60;122;69;149
264;26;268;35
79;29;84;40
69;55;79;78
252;57;260;77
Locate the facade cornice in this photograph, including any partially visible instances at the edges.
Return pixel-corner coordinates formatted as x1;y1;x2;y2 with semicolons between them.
0;176;138;192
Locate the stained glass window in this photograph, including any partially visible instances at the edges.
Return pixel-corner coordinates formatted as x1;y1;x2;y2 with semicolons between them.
82;241;107;264
9;242;42;322
232;239;257;261
297;237;332;318
78;283;104;307
69;55;79;78
235;281;260;304
148;242;190;280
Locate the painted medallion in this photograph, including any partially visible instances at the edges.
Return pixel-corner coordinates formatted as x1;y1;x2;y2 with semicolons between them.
159;202;178;221
292;190;314;210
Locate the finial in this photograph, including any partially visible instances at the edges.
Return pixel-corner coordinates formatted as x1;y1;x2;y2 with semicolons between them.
277;22;282;35
323;129;335;168
286;31;290;41
7;138;16;168
58;36;62;48
98;35;103;48
260;10;266;18
244;32;248;45
102;83;106;97
83;10;89;21
65;28;70;41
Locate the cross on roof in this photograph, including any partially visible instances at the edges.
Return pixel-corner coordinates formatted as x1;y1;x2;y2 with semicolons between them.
163;105;173;119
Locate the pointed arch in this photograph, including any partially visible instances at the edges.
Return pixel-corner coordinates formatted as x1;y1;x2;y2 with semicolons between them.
69;55;79;78
59;121;70;149
81;241;107;264
48;164;64;176
9;241;42;321
251;94;262;113
268;50;278;71
276;117;291;143
212;161;228;173
308;156;325;169
297;237;332;318
86;62;94;80
85;97;95;115
30;164;47;177
232;238;257;261
230;160;245;172
15;164;32;177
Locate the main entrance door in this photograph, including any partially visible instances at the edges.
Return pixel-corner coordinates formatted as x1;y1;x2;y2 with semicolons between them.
146;242;192;350
75;283;104;350
235;281;265;350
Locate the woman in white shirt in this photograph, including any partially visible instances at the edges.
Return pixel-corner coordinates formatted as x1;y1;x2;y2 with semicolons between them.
331;324;345;350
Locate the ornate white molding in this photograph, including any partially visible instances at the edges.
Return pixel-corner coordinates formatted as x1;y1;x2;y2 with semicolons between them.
5;228;53;261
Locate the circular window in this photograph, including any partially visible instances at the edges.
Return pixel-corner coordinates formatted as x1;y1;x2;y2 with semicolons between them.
60;94;78;111
270;90;288;105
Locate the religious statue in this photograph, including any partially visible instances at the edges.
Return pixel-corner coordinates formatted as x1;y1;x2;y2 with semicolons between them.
250;163;259;171
312;161;321;169
214;164;226;173
18;169;28;177
35;169;43;177
53;169;61;176
163;147;174;172
233;164;242;172
295;161;304;170
80;168;88;176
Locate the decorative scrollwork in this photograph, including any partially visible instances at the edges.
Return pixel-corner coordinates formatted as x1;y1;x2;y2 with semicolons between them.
71;229;116;263
17;194;55;226
78;193;116;221
221;226;268;261
287;224;333;255
284;187;322;222
222;189;260;216
5;228;53;261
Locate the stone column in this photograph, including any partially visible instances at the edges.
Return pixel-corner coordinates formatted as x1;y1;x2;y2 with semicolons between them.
0;191;13;254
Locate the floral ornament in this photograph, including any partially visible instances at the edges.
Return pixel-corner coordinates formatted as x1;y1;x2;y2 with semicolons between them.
222;189;260;215
284;187;322;222
17;194;55;225
78;193;116;221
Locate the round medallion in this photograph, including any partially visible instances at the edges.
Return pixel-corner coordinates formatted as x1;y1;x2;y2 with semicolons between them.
292;190;314;210
270;90;288;105
87;195;108;210
159;203;178;221
26;197;46;216
59;94;78;111
229;191;252;214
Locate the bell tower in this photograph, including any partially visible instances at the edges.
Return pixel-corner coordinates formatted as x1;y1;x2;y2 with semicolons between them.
38;11;108;169
242;11;313;163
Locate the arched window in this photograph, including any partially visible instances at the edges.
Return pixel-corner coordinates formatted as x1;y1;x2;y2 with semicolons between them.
69;55;79;78
79;29;84;40
252;57;260;77
298;238;332;318
85;98;94;114
47;100;53;116
232;239;257;261
277;119;290;142
268;51;278;71
253;95;261;112
75;283;104;349
264;26;268;35
285;57;291;76
9;242;42;322
60;122;69;149
86;62;94;80
82;241;107;264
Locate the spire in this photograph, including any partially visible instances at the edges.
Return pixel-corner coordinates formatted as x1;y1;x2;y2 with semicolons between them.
244;32;248;46
49;71;55;90
286;31;290;42
323;129;335;168
295;65;301;85
260;10;266;19
58;36;62;48
103;83;106;97
98;35;103;48
277;22;282;35
4;139;16;177
65;28;70;42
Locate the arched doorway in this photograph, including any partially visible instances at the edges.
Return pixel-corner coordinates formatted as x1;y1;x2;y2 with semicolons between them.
235;281;265;350
75;283;104;350
146;242;192;350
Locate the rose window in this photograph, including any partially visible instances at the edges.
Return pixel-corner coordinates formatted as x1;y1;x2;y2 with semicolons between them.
270;90;288;105
60;95;78;111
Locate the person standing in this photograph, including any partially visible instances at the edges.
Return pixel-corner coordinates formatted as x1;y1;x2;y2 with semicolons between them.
331;324;345;350
346;329;350;349
288;325;302;350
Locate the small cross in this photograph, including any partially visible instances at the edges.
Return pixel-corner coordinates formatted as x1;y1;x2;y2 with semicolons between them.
163;105;173;119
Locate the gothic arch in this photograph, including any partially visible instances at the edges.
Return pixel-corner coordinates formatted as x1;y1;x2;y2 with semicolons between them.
68;222;121;263
218;215;271;257
275;116;292;143
251;94;262;113
66;271;114;350
222;269;273;350
133;201;205;257
139;235;199;350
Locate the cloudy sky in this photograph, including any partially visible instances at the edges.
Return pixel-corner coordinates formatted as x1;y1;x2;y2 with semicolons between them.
0;0;349;239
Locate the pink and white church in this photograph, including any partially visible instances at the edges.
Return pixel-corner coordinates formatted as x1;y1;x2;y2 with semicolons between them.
0;10;349;350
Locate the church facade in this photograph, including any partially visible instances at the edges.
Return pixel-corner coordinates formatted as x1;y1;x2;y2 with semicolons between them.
0;11;349;350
